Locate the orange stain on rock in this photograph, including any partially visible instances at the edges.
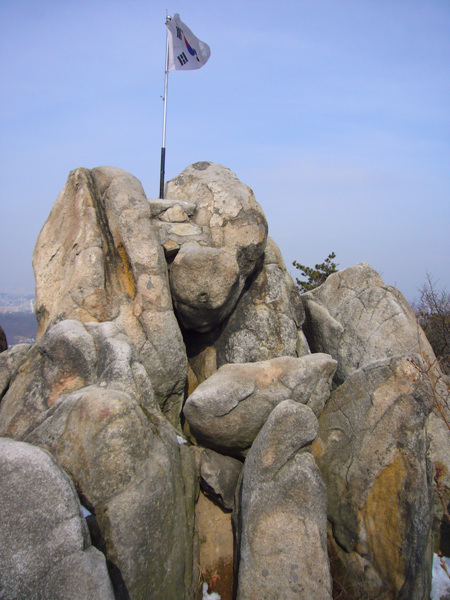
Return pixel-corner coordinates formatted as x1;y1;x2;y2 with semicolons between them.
359;453;407;595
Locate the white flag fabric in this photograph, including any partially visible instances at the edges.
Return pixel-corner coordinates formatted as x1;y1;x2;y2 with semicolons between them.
166;14;211;71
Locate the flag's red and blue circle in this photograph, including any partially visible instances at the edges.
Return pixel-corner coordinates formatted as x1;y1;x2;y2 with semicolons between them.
184;36;197;57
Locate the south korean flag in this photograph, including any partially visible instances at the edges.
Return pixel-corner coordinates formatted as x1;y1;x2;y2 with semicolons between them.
166;14;211;71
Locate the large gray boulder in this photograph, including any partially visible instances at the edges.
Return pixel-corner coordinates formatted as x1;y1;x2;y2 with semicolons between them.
0;437;114;600
185;238;308;396
33;166;186;424
214;237;308;365
302;262;435;384
170;244;241;332
234;400;332;600
0;343;31;400
0;320;159;439
24;390;197;600
0;320;198;600
184;353;336;457
165;162;268;331
0;320;96;438
313;355;434;599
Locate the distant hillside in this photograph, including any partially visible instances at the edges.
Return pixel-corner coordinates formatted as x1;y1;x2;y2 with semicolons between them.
0;312;37;346
0;291;34;312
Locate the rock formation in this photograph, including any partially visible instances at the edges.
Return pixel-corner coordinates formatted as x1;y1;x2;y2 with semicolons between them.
233;400;332;599
184;236;309;396
0;342;30;398
0;161;445;600
0;319;197;599
302;262;435;385
313;355;434;599
427;409;450;556
32;166;186;426
0;325;7;352
0;437;114;600
213;237;309;365
184;353;336;457
164;162;268;309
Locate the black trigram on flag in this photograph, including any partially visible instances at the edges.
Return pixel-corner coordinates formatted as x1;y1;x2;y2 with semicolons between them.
177;52;188;66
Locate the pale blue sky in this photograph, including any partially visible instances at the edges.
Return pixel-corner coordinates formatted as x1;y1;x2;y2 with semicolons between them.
1;0;449;302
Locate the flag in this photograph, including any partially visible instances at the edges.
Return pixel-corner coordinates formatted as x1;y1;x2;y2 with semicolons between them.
166;14;211;71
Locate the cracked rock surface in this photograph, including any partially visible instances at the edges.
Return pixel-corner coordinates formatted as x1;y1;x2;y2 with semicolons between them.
0;438;115;600
302;262;435;384
313;355;434;600
33;166;187;425
234;400;332;600
183;353;337;457
165;162;268;333
0;320;197;600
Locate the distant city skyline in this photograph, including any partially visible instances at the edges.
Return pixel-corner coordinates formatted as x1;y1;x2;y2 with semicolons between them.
1;0;449;302
0;291;35;313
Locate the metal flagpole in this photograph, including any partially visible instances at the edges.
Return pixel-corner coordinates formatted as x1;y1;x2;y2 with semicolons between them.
159;15;171;199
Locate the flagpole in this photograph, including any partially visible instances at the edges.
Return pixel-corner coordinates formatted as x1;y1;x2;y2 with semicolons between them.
159;15;171;199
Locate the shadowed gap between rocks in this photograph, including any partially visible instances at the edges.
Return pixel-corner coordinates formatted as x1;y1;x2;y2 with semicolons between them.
79;491;130;600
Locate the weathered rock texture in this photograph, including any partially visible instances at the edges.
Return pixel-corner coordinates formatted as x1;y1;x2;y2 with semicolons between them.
302;262;435;384
427;406;450;555
234;400;332;600
0;320;197;600
0;325;7;352
32;166;186;424
0;437;114;600
0;163;441;600
196;491;234;600
214;237;309;363
185;237;308;394
184;353;337;457
170;243;241;331
25;386;197;600
199;448;243;511
165;162;268;333
0;342;31;399
313;355;434;600
0;320;97;438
